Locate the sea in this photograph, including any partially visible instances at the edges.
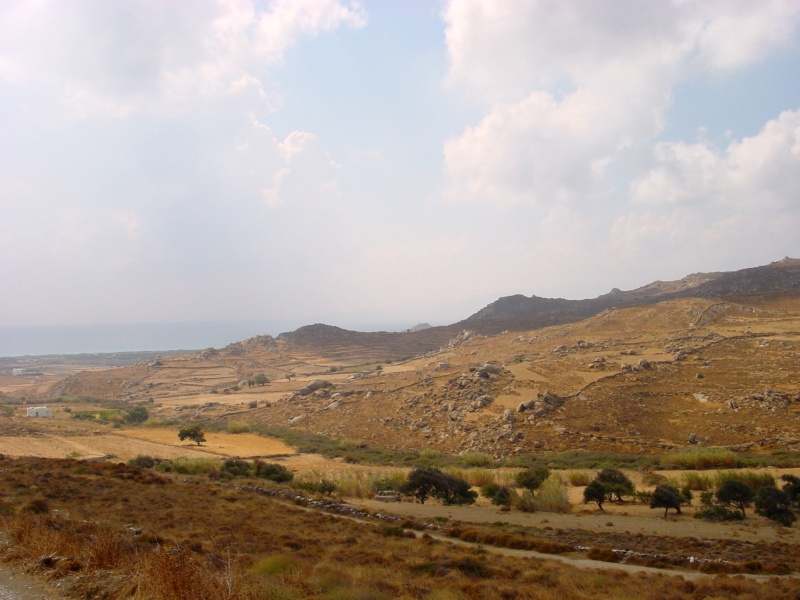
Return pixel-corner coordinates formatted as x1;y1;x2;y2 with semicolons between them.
0;320;300;357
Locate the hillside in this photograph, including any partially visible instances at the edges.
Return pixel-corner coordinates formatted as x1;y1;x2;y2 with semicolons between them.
12;290;798;459
459;257;800;333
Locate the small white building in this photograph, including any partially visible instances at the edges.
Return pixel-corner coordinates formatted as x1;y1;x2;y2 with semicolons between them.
12;368;24;376
26;406;53;418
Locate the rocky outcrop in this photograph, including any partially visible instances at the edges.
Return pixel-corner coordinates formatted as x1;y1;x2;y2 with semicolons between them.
516;391;565;419
726;389;797;411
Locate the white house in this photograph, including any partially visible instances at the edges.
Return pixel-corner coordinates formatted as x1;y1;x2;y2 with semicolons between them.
26;406;53;418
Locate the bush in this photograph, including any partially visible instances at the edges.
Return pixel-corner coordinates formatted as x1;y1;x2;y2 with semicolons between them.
695;506;744;522
480;483;511;507
127;455;157;469
124;405;149;424
782;474;800;506
253;460;293;483
516;466;550;492
459;452;494;468
755;486;796;526
221;458;251;477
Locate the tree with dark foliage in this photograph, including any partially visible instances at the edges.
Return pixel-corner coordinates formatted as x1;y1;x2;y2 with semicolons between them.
178;425;206;446
596;468;635;502
584;480;606;510
401;467;477;505
650;485;683;518
716;480;754;518
756;486;796;526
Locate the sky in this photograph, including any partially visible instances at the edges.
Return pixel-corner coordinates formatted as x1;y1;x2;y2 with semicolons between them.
2;0;800;343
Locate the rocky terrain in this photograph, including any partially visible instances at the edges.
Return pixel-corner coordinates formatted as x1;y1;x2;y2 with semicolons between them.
6;291;795;460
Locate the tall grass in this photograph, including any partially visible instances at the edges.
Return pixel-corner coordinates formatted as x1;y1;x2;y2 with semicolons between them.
713;471;775;490
535;475;570;514
443;467;518;488
565;471;591;486
295;470;406;498
679;472;713;491
226;421;251;434
662;448;739;470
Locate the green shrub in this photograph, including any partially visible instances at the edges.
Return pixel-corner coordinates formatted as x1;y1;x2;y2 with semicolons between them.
516;466;551;492
755;487;796;526
253;460;293;483
222;458;252;477
480;483;511;507
459;452;494;468
695;506;744;522
124;405;149;424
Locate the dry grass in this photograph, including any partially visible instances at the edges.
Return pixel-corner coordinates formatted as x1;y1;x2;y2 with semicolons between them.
0;459;800;600
2;457;800;599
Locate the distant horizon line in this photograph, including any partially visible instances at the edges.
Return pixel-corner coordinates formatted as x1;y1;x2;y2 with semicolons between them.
0;318;440;358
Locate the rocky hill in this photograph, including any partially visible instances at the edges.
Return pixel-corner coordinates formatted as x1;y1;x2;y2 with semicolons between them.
459;257;800;333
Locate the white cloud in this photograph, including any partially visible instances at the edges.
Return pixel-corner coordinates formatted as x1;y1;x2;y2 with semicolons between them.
442;0;800;207
616;109;800;271
0;0;366;116
632;109;800;209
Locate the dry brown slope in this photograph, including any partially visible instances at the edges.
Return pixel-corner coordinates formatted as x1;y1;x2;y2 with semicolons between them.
243;295;800;458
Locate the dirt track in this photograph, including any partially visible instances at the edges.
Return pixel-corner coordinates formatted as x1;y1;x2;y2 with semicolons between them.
355;498;799;545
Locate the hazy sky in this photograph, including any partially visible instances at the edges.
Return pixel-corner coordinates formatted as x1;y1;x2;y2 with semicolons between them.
3;0;800;333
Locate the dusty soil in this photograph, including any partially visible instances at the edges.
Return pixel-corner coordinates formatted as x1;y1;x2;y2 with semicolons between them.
0;565;69;599
356;497;799;545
